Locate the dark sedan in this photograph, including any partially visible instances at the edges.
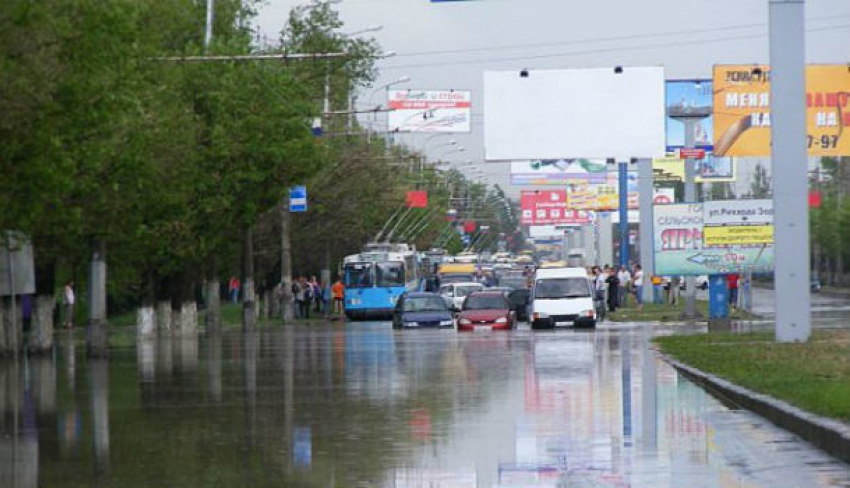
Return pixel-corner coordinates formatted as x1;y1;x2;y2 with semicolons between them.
392;292;455;329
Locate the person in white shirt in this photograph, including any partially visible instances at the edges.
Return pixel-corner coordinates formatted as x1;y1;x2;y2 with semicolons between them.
632;265;644;310
63;280;75;329
617;266;631;307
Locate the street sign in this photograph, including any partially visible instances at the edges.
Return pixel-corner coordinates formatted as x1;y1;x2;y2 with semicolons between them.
289;186;307;213
703;199;774;247
679;148;706;159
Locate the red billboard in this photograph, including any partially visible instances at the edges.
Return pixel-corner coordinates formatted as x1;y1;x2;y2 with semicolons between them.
520;190;592;225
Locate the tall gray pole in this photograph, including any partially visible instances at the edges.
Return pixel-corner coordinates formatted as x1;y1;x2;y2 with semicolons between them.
598;213;614;266
637;159;655;304
204;0;214;50
683;120;699;318
770;0;810;342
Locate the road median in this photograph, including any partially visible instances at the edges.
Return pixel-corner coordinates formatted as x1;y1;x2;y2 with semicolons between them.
655;330;850;463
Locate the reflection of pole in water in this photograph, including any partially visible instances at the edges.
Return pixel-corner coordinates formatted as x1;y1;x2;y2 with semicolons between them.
620;332;632;445
207;333;222;403
640;327;657;449
89;359;110;478
243;331;258;446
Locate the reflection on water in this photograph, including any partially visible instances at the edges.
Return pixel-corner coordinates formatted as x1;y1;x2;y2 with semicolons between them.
0;324;846;487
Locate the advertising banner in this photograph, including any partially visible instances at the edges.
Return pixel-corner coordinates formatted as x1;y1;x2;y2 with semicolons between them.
510;159;608;185
520;190;592;225
388;90;471;133
666;79;713;152
653;155;736;183
713;65;850;156
654;203;774;276
484;67;666;160
703;199;774;247
562;175;674;211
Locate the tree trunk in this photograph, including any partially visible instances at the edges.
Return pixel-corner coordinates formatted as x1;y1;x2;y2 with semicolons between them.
280;207;294;323
155;301;172;336
205;258;221;334
242;227;256;332
86;239;108;357
30;259;56;354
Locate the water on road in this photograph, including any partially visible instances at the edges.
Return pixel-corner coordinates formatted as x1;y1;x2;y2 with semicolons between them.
0;323;848;487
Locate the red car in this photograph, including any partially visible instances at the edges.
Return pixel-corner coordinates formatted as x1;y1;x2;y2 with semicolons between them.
457;291;515;331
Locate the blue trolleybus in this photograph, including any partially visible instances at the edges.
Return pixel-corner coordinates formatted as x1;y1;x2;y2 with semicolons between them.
343;243;421;320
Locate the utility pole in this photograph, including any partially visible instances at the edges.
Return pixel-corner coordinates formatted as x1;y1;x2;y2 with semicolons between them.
770;0;810;342
280;205;294;323
637;158;656;304
618;160;629;268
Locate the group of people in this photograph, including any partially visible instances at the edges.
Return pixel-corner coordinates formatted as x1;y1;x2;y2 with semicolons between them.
591;264;644;312
290;276;345;319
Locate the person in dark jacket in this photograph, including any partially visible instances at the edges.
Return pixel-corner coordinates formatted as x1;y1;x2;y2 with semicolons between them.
605;267;620;312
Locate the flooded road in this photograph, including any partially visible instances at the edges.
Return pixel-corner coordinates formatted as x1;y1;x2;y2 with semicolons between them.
1;323;848;487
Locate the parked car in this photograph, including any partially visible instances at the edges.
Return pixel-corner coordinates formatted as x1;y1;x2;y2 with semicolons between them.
392;292;454;329
678;275;709;291
811;278;822;292
530;267;596;329
457;291;515;331
439;282;485;312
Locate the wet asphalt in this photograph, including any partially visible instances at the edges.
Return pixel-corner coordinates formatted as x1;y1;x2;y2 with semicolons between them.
0;320;848;487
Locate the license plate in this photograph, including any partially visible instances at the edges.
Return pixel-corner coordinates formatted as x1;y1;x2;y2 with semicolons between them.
474;325;491;332
555;321;571;326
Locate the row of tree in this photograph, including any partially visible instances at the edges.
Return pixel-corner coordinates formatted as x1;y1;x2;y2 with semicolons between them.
0;0;516;354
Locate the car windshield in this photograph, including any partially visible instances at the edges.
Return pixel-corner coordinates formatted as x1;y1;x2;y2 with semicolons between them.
464;295;507;310
344;263;372;288
535;278;591;299
376;262;405;287
456;285;482;297
500;278;526;289
403;296;447;312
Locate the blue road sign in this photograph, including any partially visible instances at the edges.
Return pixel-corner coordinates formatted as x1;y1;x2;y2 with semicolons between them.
289;186;307;213
708;274;729;319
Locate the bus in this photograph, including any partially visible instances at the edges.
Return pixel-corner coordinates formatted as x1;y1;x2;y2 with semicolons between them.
343;243;421;320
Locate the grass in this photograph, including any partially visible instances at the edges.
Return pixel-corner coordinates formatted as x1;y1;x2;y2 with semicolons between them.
608;300;756;322
655;330;850;422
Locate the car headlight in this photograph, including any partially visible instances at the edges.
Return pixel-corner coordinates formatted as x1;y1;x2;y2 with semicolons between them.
495;317;508;324
581;309;595;318
439;320;453;326
404;321;419;327
533;312;549;319
349;298;361;305
458;318;471;325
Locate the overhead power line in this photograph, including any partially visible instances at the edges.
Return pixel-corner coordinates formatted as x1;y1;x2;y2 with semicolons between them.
380;24;850;70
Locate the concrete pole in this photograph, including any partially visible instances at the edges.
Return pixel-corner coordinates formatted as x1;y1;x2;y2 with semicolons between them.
770;0;810;342
4;231;18;359
683;120;699;318
598;213;614;267
87;239;108;357
618;160;630;268
280;206;294;323
637;158;656;304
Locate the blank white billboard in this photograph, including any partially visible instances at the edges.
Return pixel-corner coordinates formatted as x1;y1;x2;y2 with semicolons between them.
484;67;666;161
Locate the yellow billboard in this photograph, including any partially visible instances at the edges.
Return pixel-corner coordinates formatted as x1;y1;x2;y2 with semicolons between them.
653;155;736;183
713;65;850;157
703;225;774;247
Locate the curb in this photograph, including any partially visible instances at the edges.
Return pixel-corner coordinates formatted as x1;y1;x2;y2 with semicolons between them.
657;352;850;464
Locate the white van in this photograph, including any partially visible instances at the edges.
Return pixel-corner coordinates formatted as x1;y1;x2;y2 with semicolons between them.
438;282;485;312
530;267;596;329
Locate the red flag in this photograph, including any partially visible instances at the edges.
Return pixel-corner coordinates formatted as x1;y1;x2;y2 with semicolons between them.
464;220;477;233
406;191;428;208
809;191;822;208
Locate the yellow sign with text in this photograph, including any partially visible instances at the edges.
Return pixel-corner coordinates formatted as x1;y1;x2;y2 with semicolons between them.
713;65;850;157
703;225;774;247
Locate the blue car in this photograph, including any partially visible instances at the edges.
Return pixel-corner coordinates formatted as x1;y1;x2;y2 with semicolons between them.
392;292;454;329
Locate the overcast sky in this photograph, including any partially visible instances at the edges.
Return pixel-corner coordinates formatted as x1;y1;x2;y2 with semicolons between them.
255;0;850;195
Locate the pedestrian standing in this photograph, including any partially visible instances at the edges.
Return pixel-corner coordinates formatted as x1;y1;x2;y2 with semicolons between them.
322;281;332;315
292;279;302;319
617;266;631;308
633;265;644;311
228;276;241;303
332;278;345;315
300;277;312;319
63;280;75;329
605;267;620;312
727;273;740;309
